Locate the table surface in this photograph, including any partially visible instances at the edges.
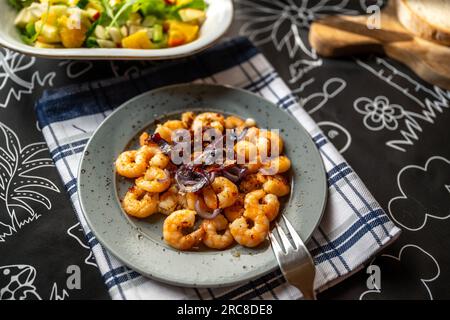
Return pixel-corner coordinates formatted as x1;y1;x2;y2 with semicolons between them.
1;0;449;300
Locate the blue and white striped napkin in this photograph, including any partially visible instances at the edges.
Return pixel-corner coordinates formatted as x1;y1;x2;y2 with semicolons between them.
35;37;401;300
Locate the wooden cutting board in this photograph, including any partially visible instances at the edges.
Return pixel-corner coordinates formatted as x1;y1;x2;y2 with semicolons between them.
309;1;450;90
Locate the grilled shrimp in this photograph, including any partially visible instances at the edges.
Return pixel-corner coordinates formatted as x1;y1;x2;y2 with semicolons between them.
202;185;218;210
244;189;280;222
192;112;225;133
163;120;186;131
224;115;244;129
224;194;244;222
149;152;170;169
235;140;258;163
135;166;171;193
211;177;239;208
239;173;262;193
139;132;150;146
115;150;147;178
181;111;195;128
201;214;234;249
163;209;205;250
158;185;181;215
155;124;173;143
260;155;291;175
234;140;261;173
122;186;159;218
260;174;290;197
229;206;269;248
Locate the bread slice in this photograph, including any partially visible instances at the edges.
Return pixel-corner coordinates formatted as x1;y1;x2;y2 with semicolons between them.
397;0;450;46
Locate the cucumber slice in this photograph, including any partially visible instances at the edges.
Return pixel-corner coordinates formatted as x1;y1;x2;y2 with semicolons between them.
86;36;98;47
152;24;163;42
142;15;157;27
152;33;168;48
25;21;36;37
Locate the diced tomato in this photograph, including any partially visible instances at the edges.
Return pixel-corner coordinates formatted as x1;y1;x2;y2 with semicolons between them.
92;11;100;21
164;0;176;4
86;8;100;21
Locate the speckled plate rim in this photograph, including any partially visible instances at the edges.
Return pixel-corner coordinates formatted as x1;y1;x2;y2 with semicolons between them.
77;83;328;288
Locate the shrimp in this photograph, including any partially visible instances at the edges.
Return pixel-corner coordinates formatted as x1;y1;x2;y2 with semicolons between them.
255;135;270;158
234;140;260;173
260;155;291;175
115;150;147;178
239;174;262;193
122;186;159;218
181;111;195;128
244;127;260;143
138;144;160;160
245;162;262;173
149;152;170;169
202;185;218;210
155;124;173;143
224;194;244;222
163;120;186;131
185;192;204;210
135;166;171;193
235;141;258;163
185;192;199;210
158;185;180;215
192;112;225;133
139;132;149;146
245;189;280;221
260;130;284;155
244;118;256;127
155;120;187;144
211;177;239;208
229;206;269;248
201;214;234;249
177;192;189;209
224;115;244;129
163;210;205;250
261;174;290;197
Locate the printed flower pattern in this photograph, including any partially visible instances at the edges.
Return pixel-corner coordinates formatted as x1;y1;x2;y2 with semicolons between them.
354;96;404;131
236;0;357;87
237;0;357;48
0;122;60;241
0;49;55;108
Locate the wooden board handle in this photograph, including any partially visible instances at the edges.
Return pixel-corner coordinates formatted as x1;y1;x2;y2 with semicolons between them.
309;14;413;57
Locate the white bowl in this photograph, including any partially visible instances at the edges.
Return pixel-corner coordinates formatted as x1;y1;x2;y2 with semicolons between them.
0;0;233;59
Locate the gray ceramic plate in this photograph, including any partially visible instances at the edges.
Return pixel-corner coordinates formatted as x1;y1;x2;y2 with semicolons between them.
78;84;327;288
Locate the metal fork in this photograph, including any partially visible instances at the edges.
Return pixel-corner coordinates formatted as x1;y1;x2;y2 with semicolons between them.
269;215;317;300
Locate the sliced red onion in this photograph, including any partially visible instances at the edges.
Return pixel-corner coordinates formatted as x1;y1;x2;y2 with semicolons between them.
175;165;210;193
149;133;171;154
195;199;222;219
222;165;248;183
208;171;217;183
222;171;239;183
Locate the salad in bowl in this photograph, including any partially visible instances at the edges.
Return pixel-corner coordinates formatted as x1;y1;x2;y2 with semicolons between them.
10;0;207;49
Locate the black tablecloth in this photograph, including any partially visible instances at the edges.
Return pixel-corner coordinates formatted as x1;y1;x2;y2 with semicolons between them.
1;0;449;300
